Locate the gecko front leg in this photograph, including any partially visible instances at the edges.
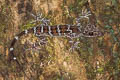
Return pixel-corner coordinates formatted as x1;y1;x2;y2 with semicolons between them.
68;39;80;52
30;12;50;26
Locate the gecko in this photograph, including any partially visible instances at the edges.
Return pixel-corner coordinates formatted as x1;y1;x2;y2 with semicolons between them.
8;11;103;62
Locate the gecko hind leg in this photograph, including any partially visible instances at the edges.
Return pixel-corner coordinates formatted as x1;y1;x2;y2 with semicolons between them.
23;36;48;52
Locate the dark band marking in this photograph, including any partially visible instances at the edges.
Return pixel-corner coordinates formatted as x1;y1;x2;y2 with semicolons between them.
59;25;68;33
50;26;58;36
70;26;79;33
36;27;41;36
43;26;49;33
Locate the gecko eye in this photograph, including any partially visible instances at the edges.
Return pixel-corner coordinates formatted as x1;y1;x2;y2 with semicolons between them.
89;32;94;36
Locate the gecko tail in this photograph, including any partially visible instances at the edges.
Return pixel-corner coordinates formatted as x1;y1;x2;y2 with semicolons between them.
8;28;34;62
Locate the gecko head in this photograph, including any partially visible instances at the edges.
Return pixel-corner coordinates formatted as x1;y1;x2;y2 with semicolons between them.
82;23;104;37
